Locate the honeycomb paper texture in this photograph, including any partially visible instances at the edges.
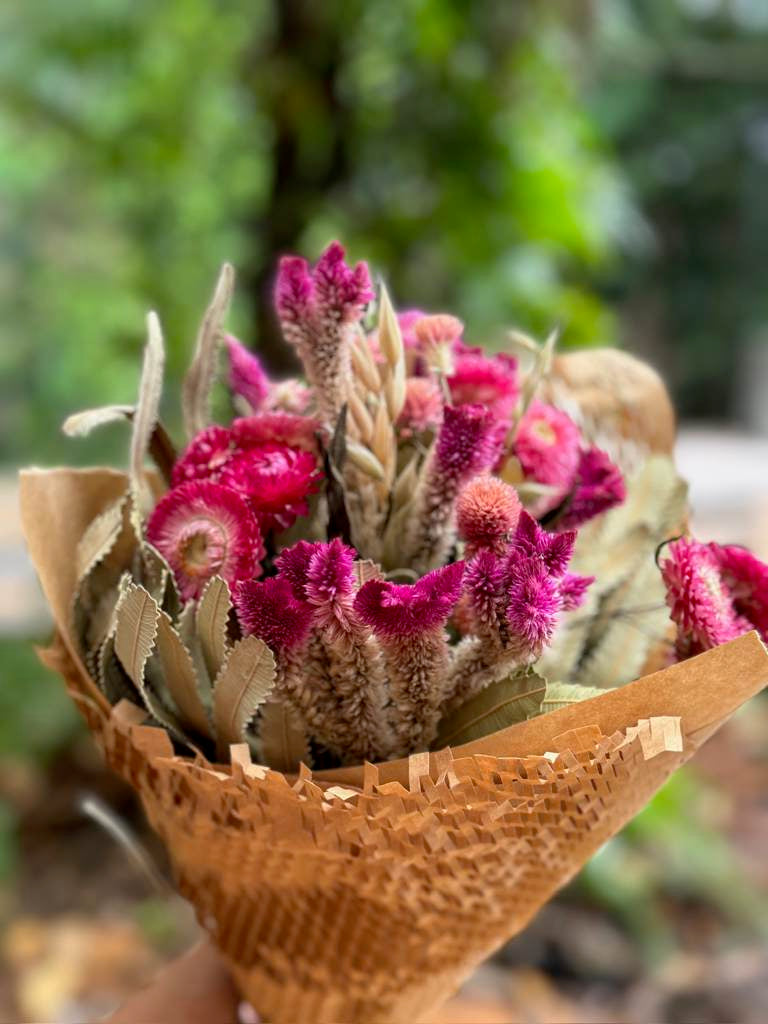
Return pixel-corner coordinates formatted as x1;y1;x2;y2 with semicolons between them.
20;468;768;1024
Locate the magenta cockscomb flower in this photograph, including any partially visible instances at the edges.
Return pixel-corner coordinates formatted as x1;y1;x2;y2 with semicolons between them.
514;400;581;500
405;404;502;571
300;539;358;638
557;447;626;531
559;572;595;612
457;476;522;556
235;576;315;654
447;352;520;419
397;377;444;438
226;335;271;412
463;550;507;630
510;511;576;577
147;481;264;602
275;242;372;424
354;561;465;639
506;562;561;659
220;444;321;532
660;537;748;657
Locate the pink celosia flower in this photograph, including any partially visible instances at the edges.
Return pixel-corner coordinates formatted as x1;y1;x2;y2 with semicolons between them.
231;413;319;453
457;476;522;556
509;510;576;577
514;400;581;501
147;481;264;602
463;550;507;630
397;377;444;437
354;561;465;638
275;242;372;424
219;444;321;532
296;539;358;638
506;562;561;657
235;576;315;653
558;572;595;612
275;539;316;600
557;447;626;531
405;404;503;571
660;537;749;657
447;352;520;419
225;335;271;412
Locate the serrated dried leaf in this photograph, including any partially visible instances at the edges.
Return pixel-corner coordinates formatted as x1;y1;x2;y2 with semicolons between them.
182;263;235;439
259;698;310;772
62;404;135;437
98;630;141;706
130;312;165;521
213;635;276;759
75;497;128;585
114;584;160;686
196;576;232;681
540;681;612;715
155;611;211;737
433;671;546;749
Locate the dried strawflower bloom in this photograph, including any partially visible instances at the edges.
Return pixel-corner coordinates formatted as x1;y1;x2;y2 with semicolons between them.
557;447;626;531
660;537;748;657
447;351;520;419
219;444;321;532
514;400;581;499
232;412;320;453
171;425;234;486
397;377;444;438
226;335;271;412
457;476;522;556
147;480;263;602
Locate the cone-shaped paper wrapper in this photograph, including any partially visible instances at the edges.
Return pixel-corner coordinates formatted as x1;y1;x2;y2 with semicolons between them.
20;469;768;1023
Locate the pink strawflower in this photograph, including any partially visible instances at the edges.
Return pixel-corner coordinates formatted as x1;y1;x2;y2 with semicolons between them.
509;511;577;577
219;444;321;532
457;476;522;556
147;481;264;602
660;537;749;657
398;309;427;350
514;400;581;494
226;335;271;412
506;562;561;658
397;377;444;437
413;314;464;350
232;412;319;453
557;447;626;530
171;425;234;486
559;572;595;612
354;561;465;639
713;544;768;639
447;352;520;419
235;576;315;654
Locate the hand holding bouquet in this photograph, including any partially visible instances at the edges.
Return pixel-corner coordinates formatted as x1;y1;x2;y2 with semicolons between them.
20;243;768;1022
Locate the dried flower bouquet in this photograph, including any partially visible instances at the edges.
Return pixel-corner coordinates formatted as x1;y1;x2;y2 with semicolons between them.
20;243;768;1023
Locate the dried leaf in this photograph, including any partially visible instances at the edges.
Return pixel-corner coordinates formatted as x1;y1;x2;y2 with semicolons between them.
182;263;235;439
75;497;128;584
325;406;353;544
130;312;165;523
540;681;612;715
196;576;232;681
62;404;135;437
433;671;546;749
213;635;276;759
259;698;310;772
114;584;160;686
155;611;212;737
98;630;140;706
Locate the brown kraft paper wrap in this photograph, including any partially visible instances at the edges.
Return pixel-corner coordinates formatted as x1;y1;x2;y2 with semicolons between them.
19;467;768;1024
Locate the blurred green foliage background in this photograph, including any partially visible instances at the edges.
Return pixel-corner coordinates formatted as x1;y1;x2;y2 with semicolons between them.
2;1;768;1012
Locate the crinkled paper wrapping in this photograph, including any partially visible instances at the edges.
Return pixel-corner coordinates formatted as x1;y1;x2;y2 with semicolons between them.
19;468;768;1024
